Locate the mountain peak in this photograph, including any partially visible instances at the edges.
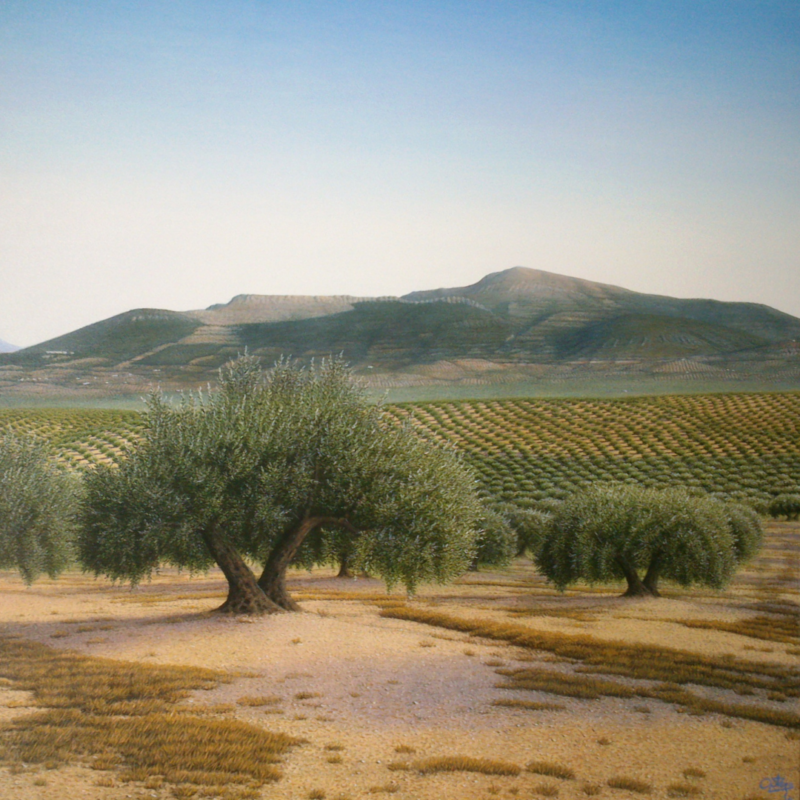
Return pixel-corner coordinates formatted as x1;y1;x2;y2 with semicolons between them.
402;266;632;307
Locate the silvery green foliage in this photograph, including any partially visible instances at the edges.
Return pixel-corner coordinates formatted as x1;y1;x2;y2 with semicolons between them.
724;502;763;562
495;503;553;557
80;355;482;592
537;484;758;592
0;433;77;583
472;507;516;568
769;493;800;520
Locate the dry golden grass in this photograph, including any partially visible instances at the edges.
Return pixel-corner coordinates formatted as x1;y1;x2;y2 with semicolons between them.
526;761;575;780
675;613;799;645
682;767;706;779
236;694;281;707
492;698;565;711
667;783;702;797
607;776;652;793
389;756;521;776
380;606;800;728
0;634;301;792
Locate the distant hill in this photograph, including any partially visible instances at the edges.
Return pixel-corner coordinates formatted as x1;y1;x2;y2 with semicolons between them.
0;339;19;353
2;267;799;398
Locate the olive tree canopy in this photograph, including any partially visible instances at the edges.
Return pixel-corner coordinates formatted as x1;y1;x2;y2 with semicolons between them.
536;484;762;597
79;356;483;614
0;433;77;583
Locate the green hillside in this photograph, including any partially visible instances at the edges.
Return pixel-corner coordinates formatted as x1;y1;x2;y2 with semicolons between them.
553;313;764;360
2;393;797;509
6;310;201;366
239;301;513;367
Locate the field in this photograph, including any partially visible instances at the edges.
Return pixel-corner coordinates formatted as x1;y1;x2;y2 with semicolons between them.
1;393;798;799
3;392;797;510
0;519;797;800
388;393;800;510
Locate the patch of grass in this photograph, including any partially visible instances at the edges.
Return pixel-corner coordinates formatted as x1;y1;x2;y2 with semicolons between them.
667;783;701;797
326;754;343;764
294;691;322;701
368;785;400;794
0;634;301;793
492;699;565;711
533;784;560;797
308;791;326;800
607;776;652;794
682;768;706;779
237;695;281;707
380;607;800;728
527;761;575;780
676;615;800;645
496;666;638;701
581;784;601;796
394;744;416;754
389;756;521;776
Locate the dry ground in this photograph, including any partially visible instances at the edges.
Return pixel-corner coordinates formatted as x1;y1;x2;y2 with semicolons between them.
0;521;798;800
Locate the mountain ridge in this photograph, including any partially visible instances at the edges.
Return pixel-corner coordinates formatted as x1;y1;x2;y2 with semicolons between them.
2;267;798;398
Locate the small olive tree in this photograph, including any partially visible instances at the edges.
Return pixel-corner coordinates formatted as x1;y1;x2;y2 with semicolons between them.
769;494;800;521
0;433;77;583
466;507;517;571
494;503;553;558
79;356;483;614
536;484;762;597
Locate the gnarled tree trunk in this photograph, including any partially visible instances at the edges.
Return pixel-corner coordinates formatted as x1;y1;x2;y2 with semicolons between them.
202;526;283;615
337;551;353;579
259;516;359;611
642;555;662;597
616;555;655;597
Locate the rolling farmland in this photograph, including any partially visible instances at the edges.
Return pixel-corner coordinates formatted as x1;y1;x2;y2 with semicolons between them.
385;393;800;509
0;408;144;469
1;393;798;508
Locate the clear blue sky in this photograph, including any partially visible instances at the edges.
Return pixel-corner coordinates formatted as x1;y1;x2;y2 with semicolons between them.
1;1;798;346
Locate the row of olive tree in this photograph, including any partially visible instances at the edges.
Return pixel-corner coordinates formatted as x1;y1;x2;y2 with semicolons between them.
0;355;767;610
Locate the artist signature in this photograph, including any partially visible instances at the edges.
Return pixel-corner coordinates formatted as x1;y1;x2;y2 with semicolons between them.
760;775;795;800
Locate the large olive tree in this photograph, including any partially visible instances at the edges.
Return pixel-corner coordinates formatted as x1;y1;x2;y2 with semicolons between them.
79;356;483;614
0;433;77;583
536;484;762;597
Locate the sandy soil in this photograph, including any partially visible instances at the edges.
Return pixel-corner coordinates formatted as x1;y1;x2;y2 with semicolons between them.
0;556;798;800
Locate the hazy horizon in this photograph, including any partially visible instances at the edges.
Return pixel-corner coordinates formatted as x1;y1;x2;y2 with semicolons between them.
2;1;798;347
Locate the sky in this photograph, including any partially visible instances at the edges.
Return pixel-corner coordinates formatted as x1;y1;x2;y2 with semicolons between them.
1;1;798;347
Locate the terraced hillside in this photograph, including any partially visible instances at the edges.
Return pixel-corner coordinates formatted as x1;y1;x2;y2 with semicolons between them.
3;268;799;400
1;393;798;508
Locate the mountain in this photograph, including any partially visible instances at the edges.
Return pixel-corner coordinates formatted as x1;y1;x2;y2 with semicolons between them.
1;268;798;397
0;339;19;353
